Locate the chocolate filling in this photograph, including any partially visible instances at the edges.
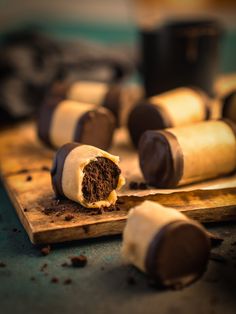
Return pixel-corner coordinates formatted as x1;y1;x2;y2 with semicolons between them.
82;157;121;203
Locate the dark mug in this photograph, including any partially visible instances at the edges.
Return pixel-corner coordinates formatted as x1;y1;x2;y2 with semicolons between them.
140;19;223;97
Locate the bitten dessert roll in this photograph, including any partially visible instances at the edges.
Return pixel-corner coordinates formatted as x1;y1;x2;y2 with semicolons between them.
122;200;210;289
222;89;236;122
128;87;209;147
50;80;143;127
51;143;125;208
139;120;236;188
37;96;115;150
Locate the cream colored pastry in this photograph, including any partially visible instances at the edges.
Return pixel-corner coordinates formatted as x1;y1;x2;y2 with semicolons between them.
149;87;208;126
167;120;236;186
49;100;95;148
122;200;189;272
62;145;125;208
67;81;109;105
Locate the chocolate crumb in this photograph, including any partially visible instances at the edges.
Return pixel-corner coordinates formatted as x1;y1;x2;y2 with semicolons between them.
51;277;59;283
70;255;87;268
41;245;51;256
23;208;28;212
127;276;136;285
64;214;74;221
210;252;227;264
129;181;139;190
139;182;148;190
17;169;29;174
61;262;69;267
129;181;148;190
40;263;48;272
116;199;125;204
0;262;6;268
41;166;50;172
82;225;90;233
26;175;32;182
64;279;72;285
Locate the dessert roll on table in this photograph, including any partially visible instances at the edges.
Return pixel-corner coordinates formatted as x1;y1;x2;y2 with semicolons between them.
37;95;115;150
51;143;125;208
222;89;236;123
139;120;236;188
128;87;209;147
122;200;210;289
50;80;143;127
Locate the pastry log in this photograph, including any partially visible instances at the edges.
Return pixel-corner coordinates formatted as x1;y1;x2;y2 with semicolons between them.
37;97;115;150
50;80;143;127
128;87;209;147
139;120;236;187
122;201;210;288
51;143;125;208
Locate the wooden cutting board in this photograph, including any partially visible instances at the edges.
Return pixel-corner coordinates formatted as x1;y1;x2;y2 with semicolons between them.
1;122;236;244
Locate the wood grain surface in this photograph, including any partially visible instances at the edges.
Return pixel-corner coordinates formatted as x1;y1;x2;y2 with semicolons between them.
0;122;236;244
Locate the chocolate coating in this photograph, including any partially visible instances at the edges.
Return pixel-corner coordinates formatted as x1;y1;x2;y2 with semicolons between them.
222;90;236;120
103;84;122;127
128;102;172;148
138;130;184;188
145;220;210;288
73;107;116;150
51;143;79;198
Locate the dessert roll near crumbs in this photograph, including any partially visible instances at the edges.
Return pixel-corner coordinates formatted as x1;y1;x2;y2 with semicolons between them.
50;80;143;127
37;96;115;150
128;87;209;147
51;143;125;208
139;120;236;188
222;89;236;123
122;200;210;289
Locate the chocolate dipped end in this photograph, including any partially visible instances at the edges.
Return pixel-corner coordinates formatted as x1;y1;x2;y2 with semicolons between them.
128;102;172;148
145;220;210;289
82;157;121;204
222;90;236;120
73;107;116;150
51;143;79;198
103;84;122;127
37;94;65;147
139;130;184;188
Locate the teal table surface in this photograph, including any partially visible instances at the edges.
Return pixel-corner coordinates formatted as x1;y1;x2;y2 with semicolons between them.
1;180;236;314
